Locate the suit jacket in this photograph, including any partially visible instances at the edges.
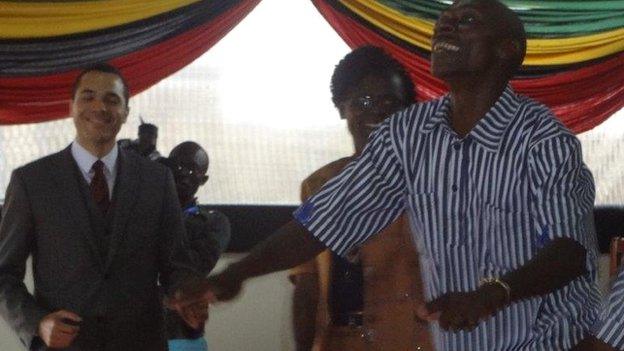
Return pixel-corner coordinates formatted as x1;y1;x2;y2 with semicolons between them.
0;146;199;351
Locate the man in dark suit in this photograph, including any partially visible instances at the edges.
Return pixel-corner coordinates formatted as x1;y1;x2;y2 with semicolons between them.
0;64;203;350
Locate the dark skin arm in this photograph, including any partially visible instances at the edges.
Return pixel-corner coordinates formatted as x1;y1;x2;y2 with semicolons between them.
419;237;587;331
571;336;617;351
291;273;319;351
171;220;326;306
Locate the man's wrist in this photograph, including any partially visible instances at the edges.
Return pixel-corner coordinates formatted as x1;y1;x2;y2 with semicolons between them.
478;278;511;311
224;262;248;282
573;336;618;351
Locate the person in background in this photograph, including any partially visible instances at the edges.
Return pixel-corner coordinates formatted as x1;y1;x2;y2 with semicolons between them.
118;119;161;161
0;63;204;351
289;46;432;351
160;141;231;351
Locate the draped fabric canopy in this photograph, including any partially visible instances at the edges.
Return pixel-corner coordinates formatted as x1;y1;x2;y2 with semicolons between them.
312;0;624;134
0;0;261;124
0;0;623;132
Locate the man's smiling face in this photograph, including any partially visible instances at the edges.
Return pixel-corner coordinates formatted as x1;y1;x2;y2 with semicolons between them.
71;70;128;146
431;0;508;80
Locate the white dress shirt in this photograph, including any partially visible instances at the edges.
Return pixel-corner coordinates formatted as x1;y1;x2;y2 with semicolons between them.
71;141;118;198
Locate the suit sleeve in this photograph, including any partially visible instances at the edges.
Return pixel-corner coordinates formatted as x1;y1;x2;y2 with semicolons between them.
157;170;202;293
0;170;49;347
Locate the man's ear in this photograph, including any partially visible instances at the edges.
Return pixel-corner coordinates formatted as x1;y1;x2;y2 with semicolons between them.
337;103;347;119
497;38;520;62
200;175;209;185
69;99;75;117
122;106;130;123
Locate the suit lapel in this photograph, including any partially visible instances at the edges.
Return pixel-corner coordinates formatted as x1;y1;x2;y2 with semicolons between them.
51;146;105;272
104;150;140;272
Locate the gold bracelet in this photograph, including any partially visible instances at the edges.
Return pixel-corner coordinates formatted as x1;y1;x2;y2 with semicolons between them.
480;277;512;303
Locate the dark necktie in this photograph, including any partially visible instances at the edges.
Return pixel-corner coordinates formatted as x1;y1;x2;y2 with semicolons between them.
90;160;110;214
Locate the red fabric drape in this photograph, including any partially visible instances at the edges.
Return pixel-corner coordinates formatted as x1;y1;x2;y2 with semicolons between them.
0;0;260;124
312;0;624;133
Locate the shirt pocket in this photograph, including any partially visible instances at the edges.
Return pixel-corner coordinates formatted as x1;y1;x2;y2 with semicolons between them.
480;203;532;276
408;192;458;261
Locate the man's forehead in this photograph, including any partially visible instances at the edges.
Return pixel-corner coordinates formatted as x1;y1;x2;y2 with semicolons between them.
172;147;205;163
350;72;404;94
452;0;491;6
443;0;510;29
448;0;498;13
76;71;124;91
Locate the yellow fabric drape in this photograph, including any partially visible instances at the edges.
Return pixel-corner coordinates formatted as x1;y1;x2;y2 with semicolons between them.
340;0;624;65
0;0;200;38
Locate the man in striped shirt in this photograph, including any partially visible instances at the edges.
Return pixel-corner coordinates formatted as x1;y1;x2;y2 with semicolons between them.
173;1;602;349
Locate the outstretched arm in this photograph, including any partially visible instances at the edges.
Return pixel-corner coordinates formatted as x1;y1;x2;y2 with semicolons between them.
174;220;326;306
291;269;320;351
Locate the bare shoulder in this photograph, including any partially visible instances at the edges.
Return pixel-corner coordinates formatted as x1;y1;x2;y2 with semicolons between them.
301;157;353;198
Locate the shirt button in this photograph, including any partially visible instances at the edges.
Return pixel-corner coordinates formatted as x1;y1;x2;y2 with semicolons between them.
361;329;376;342
452;185;458;192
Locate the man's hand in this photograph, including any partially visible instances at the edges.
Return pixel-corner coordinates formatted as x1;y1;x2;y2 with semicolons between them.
175;301;210;330
205;270;244;301
170;269;244;306
416;283;508;332
571;336;617;351
38;310;82;348
166;278;212;330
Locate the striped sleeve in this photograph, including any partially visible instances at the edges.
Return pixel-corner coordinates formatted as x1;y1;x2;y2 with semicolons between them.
594;267;624;349
527;135;597;263
293;121;406;257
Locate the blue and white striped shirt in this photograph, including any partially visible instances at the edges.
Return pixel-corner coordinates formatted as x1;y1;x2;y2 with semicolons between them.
594;267;624;349
294;86;601;350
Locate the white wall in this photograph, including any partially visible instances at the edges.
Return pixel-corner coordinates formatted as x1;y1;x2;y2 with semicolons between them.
205;254;295;351
0;254;295;351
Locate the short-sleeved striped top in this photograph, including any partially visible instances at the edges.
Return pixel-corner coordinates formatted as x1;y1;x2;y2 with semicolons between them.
294;86;601;350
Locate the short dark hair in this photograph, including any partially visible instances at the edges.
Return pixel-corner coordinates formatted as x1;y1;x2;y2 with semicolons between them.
71;63;130;105
330;45;415;108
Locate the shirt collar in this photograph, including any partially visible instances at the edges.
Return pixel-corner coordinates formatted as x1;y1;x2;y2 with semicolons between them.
420;85;521;152
71;140;118;176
